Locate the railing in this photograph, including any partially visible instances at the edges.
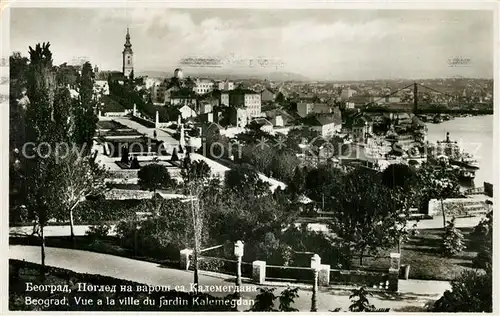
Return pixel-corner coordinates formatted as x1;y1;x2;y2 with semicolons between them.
266;265;313;283
190;255;253;278
464;187;485;195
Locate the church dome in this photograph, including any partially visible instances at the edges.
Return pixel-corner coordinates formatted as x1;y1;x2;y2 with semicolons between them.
174;68;184;79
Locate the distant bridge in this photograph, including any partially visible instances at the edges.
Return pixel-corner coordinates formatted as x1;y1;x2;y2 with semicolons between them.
360;82;493;115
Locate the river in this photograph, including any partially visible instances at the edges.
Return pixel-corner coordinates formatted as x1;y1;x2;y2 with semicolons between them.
426;115;494;188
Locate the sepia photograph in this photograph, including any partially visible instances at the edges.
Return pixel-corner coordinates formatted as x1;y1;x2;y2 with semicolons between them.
5;1;497;313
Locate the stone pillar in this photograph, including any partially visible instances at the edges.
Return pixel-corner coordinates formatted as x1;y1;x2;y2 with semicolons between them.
389;253;401;270
133;104;137;116
252;260;266;284
388;268;399;292
318;264;330;286
180;249;193;270
310;254;321;268
388;253;400;292
155;110;160;128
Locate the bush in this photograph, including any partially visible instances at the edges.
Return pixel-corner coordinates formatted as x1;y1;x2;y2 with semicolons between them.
74;199;141;224
431;270;492;312
440;217;465;256
197;257;226;273
473;247;492;270
85;224;111;240
248;287;300;312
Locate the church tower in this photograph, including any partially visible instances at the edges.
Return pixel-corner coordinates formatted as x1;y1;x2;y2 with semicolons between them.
122;28;134;77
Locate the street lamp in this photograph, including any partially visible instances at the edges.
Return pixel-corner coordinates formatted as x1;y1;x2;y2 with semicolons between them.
234;240;244;296
310;254;321;312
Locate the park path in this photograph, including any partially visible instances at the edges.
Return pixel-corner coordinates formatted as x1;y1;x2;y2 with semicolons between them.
111;117;178;147
10;225;117;237
9;245;449;312
407;215;484;230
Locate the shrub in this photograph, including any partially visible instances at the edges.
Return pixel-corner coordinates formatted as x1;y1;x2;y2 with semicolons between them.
349;287;375;312
440;217;465;256
197;257;225;273
85;224;111;240
279;286;299;312
431;270;492;312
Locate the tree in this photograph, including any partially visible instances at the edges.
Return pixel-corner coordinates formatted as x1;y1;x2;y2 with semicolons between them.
137;163;173;198
52;151;109;243
440;217;465;256
180;159;211;184
349;287;375;312
382;164;419;251
431;270;492;312
224;164;269;195
327;168;407;265
305;164;343;210
115;198;192;258
418;163;461;228
73;62;98;151
180;157;213;294
275;92;286;105
285;127;320;154
288;166;307;198
472;211;492;269
22;42;60;278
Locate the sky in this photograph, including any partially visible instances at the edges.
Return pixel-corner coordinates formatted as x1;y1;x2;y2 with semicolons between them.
10;8;494;81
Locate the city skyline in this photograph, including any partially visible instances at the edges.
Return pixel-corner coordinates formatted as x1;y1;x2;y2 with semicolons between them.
11;8;494;81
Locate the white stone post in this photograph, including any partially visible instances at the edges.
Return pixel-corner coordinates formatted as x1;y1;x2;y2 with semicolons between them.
388;252;400;292
234;241;244;296
180;249;193;270
252;260;266;284
310;254;321;312
318;264;330;286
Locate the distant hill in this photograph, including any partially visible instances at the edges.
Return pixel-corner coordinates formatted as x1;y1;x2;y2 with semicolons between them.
137;69;310;82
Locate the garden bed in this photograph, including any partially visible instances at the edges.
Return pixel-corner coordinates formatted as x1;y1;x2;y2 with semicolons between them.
355;228;481;281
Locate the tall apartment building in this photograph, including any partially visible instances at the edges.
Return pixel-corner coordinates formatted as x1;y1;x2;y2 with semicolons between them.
218;80;235;91
297;102;331;118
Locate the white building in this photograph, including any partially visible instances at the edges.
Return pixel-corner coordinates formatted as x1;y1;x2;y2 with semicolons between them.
221;93;230;106
340;88;356;101
193;79;215;95
94;80;109;95
218;80;235;91
145;77;162;90
297;102;331;118
308;115;342;137
179;104;198;119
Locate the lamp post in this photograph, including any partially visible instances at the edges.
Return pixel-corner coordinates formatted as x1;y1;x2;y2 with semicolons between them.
310;254;321;312
234;240;244;297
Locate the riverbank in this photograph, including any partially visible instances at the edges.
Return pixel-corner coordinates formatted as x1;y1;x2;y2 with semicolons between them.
426;115;493;187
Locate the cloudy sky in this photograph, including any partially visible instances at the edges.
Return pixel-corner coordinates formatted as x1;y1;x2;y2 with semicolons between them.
10;8;494;80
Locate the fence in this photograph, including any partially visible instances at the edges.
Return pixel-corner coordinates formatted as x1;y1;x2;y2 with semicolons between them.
188;255;253;279
266;265;313;283
179;249;400;292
